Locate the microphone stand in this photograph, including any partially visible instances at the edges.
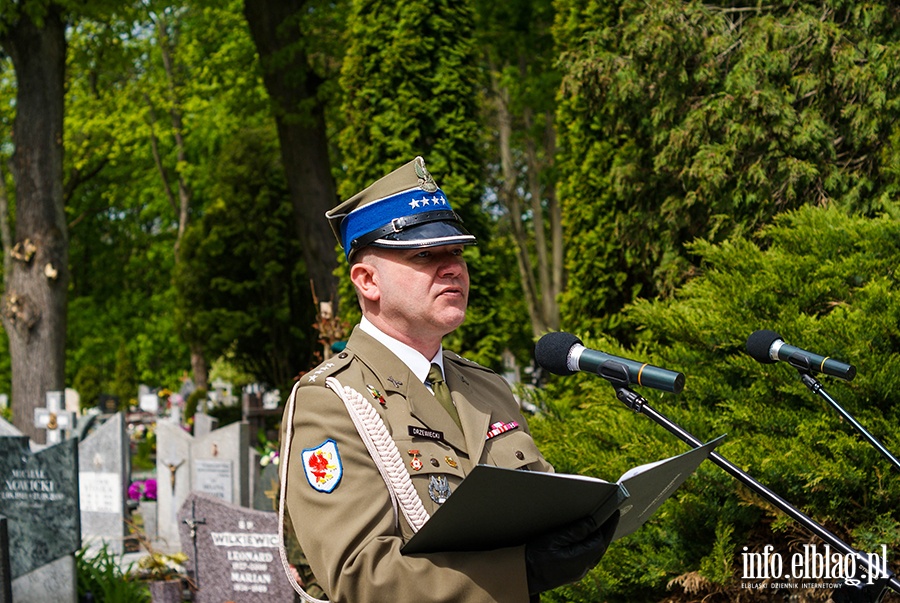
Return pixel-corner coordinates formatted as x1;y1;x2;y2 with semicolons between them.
787;355;900;473
597;360;899;602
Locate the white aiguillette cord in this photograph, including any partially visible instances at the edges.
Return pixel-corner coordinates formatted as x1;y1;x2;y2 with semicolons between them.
278;377;431;602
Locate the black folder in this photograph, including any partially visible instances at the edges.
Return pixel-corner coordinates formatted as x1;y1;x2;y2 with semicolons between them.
402;436;723;554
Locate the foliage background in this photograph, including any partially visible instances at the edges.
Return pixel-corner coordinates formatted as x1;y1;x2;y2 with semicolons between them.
530;206;900;601
0;0;898;600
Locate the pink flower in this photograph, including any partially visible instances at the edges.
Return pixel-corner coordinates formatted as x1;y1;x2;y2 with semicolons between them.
143;478;158;500
128;481;143;501
128;479;159;501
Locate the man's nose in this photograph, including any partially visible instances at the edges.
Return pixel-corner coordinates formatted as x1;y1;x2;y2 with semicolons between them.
437;255;465;277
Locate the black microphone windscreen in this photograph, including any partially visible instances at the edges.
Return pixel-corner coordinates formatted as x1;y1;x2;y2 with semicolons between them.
535;331;582;375
746;329;781;364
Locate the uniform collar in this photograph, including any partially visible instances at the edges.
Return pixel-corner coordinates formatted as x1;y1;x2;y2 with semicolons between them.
359;316;445;384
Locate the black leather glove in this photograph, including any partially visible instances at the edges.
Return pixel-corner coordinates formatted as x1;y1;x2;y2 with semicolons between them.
525;510;619;595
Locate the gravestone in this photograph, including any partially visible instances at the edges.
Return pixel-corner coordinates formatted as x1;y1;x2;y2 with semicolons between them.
1;515;11;603
155;421;250;546
177;492;293;602
79;413;130;553
64;388;80;416
139;390;159;414
34;391;76;445
98;394;119;415
209;379;235;407
248;447;260;512
193;413;218;438
251;462;280;513
0;437;79;603
12;555;76;603
155;422;192;547
0;417;21;439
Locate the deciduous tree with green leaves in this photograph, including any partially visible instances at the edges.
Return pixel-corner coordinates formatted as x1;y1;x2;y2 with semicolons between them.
476;0;564;338
243;0;344;314
174;128;315;392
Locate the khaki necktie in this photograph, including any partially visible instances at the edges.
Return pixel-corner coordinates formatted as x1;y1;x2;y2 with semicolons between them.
428;363;462;431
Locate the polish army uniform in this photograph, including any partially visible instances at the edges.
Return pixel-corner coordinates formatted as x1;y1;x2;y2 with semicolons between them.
278;157;614;602
280;325;552;602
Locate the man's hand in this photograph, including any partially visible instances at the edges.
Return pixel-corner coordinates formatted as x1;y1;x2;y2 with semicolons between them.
525;510;620;595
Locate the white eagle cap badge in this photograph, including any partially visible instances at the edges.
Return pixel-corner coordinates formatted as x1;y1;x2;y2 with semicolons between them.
414;156;439;193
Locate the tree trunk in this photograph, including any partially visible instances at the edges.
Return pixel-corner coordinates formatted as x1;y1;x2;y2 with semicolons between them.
490;69;545;336
190;343;208;392
243;0;339;310
0;7;69;443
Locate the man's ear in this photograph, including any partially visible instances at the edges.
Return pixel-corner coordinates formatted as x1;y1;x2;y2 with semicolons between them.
350;261;380;302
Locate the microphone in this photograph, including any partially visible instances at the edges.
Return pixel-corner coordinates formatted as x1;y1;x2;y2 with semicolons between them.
745;330;856;381
535;331;685;393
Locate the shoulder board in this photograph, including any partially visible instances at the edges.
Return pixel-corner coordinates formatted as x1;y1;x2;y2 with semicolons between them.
300;350;355;386
443;350;492;373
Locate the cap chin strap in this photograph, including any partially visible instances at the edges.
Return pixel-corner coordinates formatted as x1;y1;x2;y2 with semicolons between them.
278;378;431;602
350;209;462;252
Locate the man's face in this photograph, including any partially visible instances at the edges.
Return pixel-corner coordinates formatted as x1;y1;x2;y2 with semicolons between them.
354;244;470;346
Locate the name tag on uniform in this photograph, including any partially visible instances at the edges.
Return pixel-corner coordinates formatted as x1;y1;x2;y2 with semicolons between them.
409;425;445;443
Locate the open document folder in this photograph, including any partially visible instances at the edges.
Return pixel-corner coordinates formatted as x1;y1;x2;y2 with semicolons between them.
401;435;724;555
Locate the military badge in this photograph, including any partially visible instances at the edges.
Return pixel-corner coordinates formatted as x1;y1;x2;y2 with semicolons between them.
408;449;423;471
429;475;451;504
414;156;439;193
301;439;343;493
366;384;387;407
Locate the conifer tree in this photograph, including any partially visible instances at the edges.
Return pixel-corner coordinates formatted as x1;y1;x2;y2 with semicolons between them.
552;0;900;338
531;205;900;602
337;0;523;365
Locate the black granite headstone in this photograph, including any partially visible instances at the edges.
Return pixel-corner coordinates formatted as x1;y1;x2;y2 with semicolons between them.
252;463;280;512
177;492;293;603
0;437;81;578
0;515;11;603
98;394;119;414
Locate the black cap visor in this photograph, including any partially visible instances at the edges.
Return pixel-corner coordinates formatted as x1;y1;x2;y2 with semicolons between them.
350;214;476;257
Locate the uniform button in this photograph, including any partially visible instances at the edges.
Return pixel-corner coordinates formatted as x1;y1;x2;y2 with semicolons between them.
515;450;525;460
338;352;348;359
430;458;440;467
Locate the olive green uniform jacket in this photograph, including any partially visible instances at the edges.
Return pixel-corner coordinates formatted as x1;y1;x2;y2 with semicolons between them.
281;327;553;602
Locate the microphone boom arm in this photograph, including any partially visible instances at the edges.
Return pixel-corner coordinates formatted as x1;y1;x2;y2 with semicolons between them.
598;360;899;599
794;368;900;474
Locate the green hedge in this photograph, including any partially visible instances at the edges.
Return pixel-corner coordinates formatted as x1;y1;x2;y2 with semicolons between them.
530;205;900;602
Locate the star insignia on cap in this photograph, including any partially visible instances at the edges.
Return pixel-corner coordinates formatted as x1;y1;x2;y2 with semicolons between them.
409;198;421;208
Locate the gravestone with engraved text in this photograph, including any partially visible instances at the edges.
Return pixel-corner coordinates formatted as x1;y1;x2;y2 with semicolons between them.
155;421;250;545
0;437;80;578
79;413;130;553
177;492;293;603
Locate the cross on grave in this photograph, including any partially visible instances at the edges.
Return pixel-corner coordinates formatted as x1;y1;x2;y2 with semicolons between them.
34;391;77;445
182;499;206;590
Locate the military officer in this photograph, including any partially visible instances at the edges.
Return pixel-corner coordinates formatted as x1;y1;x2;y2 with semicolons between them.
278;157;618;602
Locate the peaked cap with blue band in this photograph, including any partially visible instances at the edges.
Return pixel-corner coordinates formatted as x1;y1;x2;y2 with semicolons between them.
326;156;476;261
